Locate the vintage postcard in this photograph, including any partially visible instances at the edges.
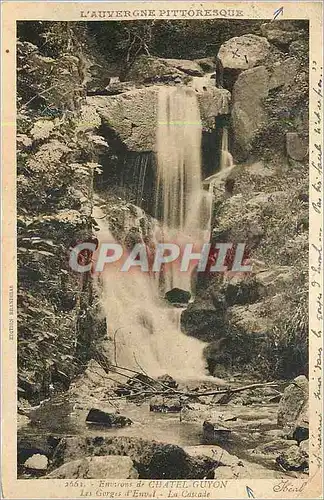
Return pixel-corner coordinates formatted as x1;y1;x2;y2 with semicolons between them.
1;1;323;499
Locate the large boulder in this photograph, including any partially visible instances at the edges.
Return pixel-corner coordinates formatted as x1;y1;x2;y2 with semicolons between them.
126;55;204;83
231;66;269;157
51;436;216;479
277;375;308;439
86;85;230;152
217;35;270;89
86;408;132;427
47;456;138;479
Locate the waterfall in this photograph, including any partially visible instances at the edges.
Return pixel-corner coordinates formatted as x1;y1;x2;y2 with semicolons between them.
93;207;207;379
155;86;212;292
220;127;234;171
92;86;217;379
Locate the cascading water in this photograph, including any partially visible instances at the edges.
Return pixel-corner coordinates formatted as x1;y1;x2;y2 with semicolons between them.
220;127;234;171
93;85;216;379
94;207;207;379
155;86;212;292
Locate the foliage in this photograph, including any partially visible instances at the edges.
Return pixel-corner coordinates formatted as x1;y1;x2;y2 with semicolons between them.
86;19;265;73
257;281;308;379
16;25;107;402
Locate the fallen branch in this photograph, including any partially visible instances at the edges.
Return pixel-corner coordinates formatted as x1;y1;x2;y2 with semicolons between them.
107;381;281;400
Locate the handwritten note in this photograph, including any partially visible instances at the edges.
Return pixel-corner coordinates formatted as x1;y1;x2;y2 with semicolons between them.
310;58;323;475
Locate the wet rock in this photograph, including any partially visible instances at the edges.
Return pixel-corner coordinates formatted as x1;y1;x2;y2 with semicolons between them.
156;374;178;389
47;456;138;479
86;408;132;427
181;296;226;342
286;132;308;161
277;375;308;438
203;421;231;444
232;66;269;157
276;444;308;471
149;396;182;413
203;339;230;378
24;454;48;471
165;288;191;304
86;85;229;152
51;436;216;479
197;87;231;129
220;275;261;306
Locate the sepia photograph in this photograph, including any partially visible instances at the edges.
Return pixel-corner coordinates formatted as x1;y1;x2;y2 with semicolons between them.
0;4;321;497
15;16;312;483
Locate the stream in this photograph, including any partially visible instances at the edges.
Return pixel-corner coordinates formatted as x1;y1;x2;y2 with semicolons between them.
18;377;300;479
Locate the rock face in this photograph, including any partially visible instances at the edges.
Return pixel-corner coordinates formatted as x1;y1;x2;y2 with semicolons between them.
51;436;216;479
85;85;229;152
231;66;269;157
269;58;299;90
47;456;139;479
277;375;309;440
